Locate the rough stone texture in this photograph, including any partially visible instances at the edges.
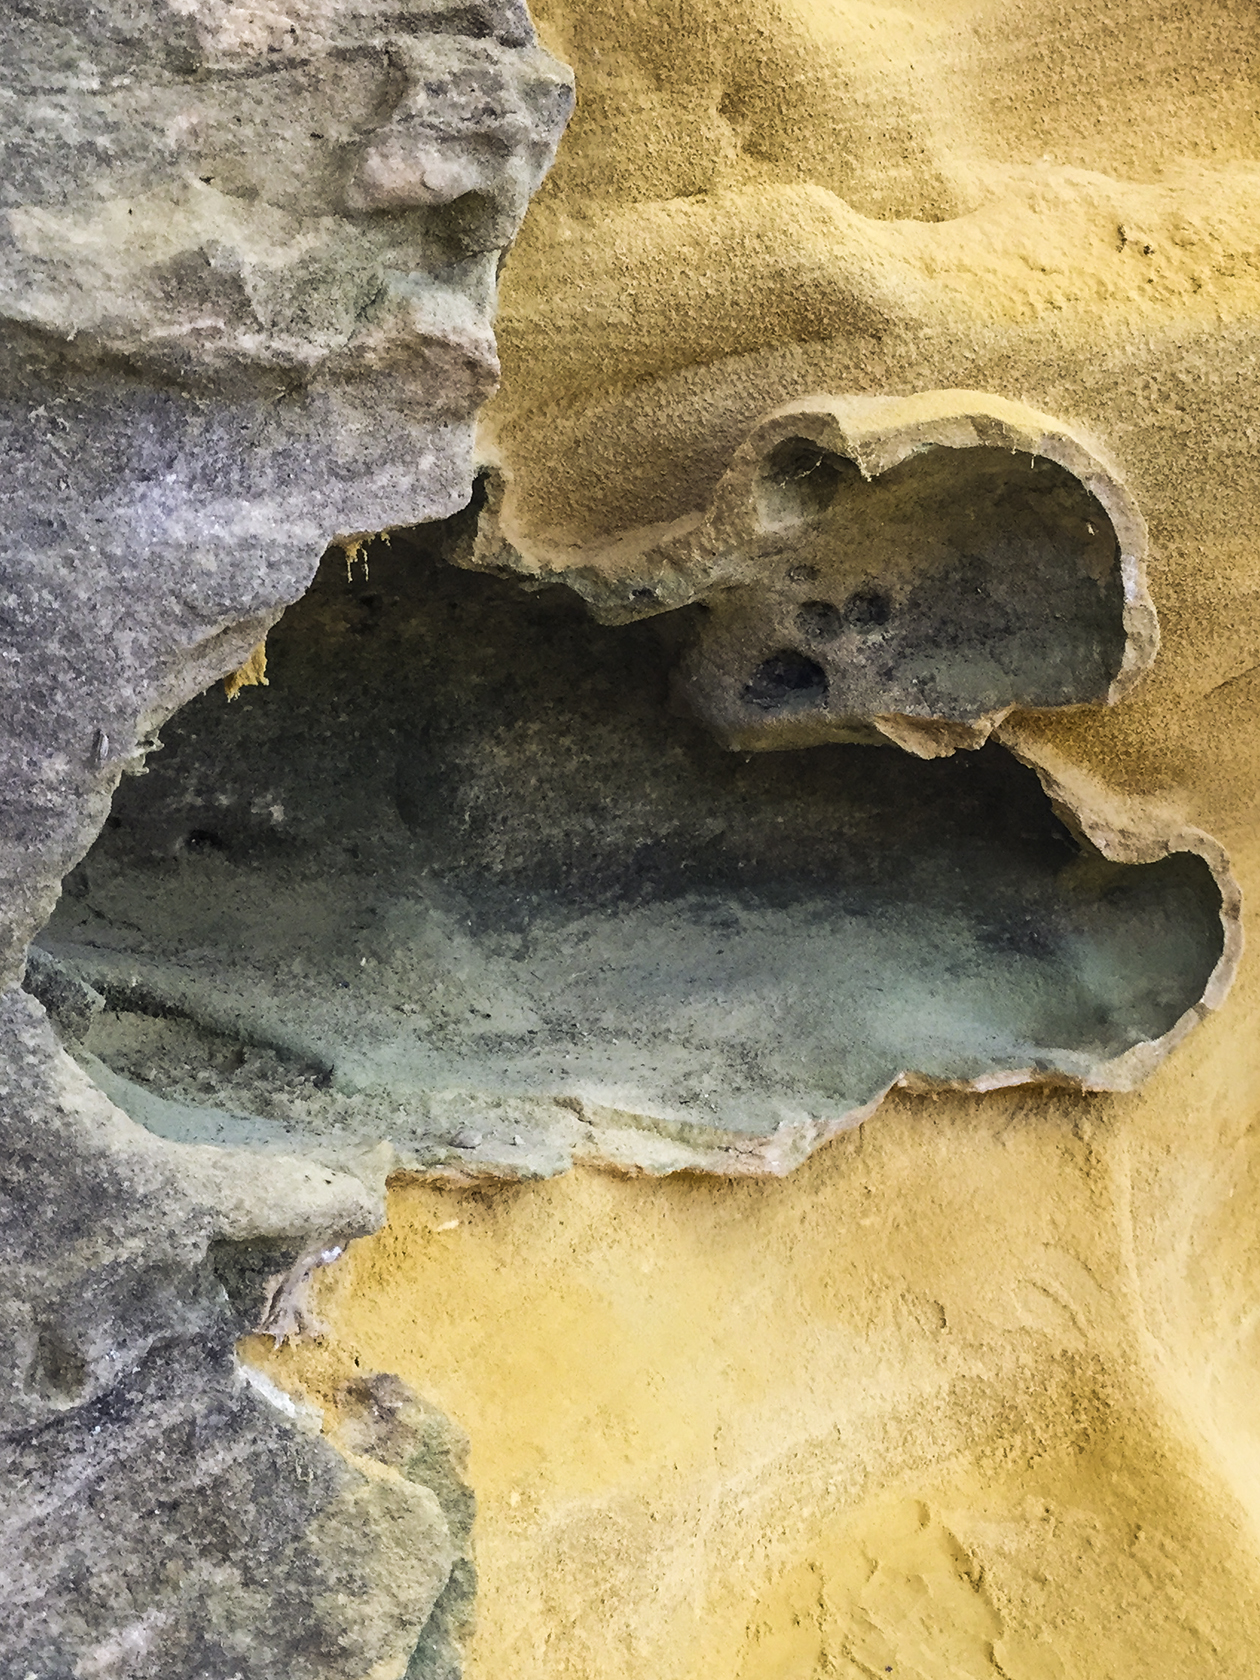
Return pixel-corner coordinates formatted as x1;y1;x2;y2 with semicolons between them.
252;1;1260;1676
1;0;572;980
30;511;1235;1180
8;0;1260;1674
468;390;1160;753
0;2;569;1673
0;985;461;1680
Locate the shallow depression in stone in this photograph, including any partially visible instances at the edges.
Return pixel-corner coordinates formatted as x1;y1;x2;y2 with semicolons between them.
34;520;1224;1163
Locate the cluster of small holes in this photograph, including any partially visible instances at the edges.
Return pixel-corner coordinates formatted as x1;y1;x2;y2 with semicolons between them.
743;589;892;711
743;439;892;708
795;588;892;642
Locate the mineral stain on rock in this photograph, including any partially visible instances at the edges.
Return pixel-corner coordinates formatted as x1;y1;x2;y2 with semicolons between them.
33;510;1229;1179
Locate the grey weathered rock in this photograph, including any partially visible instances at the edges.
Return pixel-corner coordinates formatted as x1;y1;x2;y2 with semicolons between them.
1;0;572;981
0;2;570;1672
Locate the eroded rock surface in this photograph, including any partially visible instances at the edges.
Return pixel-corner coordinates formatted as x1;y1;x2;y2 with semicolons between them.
31;507;1233;1182
248;0;1260;1673
1;0;572;979
0;1;569;1672
468;392;1158;756
5;0;1260;1672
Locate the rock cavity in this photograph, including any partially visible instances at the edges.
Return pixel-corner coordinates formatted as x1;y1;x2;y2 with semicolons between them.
31;510;1231;1181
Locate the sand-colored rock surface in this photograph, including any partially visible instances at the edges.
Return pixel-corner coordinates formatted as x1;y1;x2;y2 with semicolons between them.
250;0;1260;1672
260;1029;1260;1678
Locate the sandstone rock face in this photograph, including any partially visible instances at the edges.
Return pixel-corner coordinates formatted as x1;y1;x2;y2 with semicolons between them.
7;0;1260;1675
0;3;569;1673
249;0;1260;1675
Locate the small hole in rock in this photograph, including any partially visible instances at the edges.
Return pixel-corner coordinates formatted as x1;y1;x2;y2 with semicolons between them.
31;1328;88;1406
796;600;846;640
756;438;861;527
842;586;892;630
743;651;829;710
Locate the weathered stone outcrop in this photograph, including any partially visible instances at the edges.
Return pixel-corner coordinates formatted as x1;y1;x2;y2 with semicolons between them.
254;0;1260;1675
7;0;1260;1674
0;2;569;1672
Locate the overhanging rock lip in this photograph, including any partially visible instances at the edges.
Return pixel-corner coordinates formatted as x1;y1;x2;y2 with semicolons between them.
710;389;1157;706
466;388;1159;721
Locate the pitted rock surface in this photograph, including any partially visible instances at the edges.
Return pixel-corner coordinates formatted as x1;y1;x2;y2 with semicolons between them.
34;512;1233;1184
462;391;1158;756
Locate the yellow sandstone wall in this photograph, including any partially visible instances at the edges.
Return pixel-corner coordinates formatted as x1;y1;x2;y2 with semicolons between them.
263;1050;1260;1679
255;2;1260;1673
